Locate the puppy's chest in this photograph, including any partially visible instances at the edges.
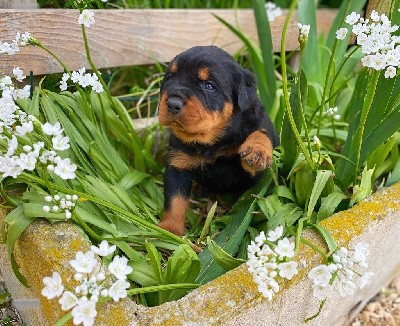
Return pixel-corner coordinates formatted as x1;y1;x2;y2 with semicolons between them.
167;147;239;171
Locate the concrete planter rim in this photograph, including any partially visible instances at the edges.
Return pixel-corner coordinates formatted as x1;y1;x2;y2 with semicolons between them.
1;182;400;325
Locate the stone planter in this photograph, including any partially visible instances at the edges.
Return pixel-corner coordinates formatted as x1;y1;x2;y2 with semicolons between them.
1;182;400;326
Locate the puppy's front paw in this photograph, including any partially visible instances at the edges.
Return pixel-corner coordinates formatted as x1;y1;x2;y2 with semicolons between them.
239;131;273;176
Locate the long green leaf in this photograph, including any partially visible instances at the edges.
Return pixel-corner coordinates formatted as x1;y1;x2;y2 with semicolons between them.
307;170;333;218
207;237;246;271
197;171;272;284
251;0;276;114
4;206;34;287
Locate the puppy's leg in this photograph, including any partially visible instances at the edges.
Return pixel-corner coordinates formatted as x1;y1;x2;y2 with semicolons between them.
239;130;274;176
158;167;193;236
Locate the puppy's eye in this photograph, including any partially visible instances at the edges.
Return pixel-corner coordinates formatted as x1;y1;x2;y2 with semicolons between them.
201;81;216;91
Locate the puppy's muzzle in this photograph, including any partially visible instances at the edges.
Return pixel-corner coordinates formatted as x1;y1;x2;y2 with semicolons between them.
167;96;184;115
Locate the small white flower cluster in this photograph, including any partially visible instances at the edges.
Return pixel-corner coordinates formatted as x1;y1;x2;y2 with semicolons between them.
0;32;31;55
60;68;103;93
78;9;95;28
337;10;400;78
313;135;321;148
0;73;77;180
43;193;78;219
325;106;340;120
298;23;311;43
308;243;374;300
247;226;298;301
265;2;282;22
42;240;133;326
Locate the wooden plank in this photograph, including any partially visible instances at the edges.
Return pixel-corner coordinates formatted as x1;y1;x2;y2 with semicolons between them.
0;0;37;9
0;9;337;76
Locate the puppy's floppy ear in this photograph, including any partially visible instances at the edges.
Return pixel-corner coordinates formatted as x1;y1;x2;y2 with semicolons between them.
237;68;258;111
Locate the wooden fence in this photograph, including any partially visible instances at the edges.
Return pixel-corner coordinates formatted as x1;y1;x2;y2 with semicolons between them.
0;7;339;76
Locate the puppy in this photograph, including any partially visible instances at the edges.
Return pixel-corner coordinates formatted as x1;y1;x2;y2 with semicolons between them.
158;45;279;236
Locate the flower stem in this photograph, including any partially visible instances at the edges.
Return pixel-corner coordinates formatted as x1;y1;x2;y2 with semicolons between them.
54;312;72;326
20;173;188;246
314;40;338;135
280;0;315;170
127;283;199;296
352;69;380;184
299;237;327;261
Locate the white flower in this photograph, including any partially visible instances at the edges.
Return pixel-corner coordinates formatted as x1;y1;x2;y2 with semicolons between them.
71;297;97;326
78;10;95;28
13;85;31;99
6;136;18;156
308;265;332;286
42;122;63;136
59;291;78;311
359;272;374;289
70;251;98;274
351;243;369;263
16;152;37;171
91;240;116;257
265;2;282;22
313;135;321;148
15;121;33;136
345;12;360;25
60;80;68;91
43;206;50;212
267;226;283;242
52;134;70;151
274;238;295;258
91;80;104;93
384;66;397;78
20;32;31;45
54;158;77;180
312;283;333;300
12;67;26;82
336;28;348;40
298;23;310;41
108;279;130;302
108;256;133;280
42;272;64;299
338;279;356;297
277;261;298;280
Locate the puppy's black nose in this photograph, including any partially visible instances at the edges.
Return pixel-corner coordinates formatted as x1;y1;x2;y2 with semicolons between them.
167;97;184;115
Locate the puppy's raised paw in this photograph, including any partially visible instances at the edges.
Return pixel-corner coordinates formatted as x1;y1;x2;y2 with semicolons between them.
239;130;273;176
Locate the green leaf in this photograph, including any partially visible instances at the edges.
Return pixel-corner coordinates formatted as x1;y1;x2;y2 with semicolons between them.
251;0;276;114
266;203;303;230
163;244;200;302
350;166;374;206
145;241;163;284
281;71;308;173
4;206;34;287
317;192;346;222
206;237;246;271
307;170;333;219
298;0;321;83
308;223;337;254
0;292;10;304
197;171;272;284
386;157;400;187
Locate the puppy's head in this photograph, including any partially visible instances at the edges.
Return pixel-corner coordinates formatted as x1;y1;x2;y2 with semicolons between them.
159;46;258;145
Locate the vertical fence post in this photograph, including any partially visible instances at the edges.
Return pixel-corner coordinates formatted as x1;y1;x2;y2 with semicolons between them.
0;0;38;9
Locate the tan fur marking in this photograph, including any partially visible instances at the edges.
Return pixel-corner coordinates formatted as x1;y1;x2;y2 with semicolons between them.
171;100;233;144
198;67;210;81
168;150;212;170
170;62;177;73
158;195;188;236
239;131;273;176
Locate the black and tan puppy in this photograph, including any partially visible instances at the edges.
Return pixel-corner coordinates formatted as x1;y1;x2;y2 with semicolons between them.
158;45;279;236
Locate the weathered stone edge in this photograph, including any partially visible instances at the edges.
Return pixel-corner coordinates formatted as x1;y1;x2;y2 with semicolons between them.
1;182;400;325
